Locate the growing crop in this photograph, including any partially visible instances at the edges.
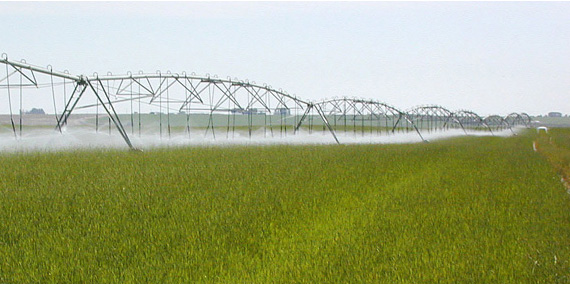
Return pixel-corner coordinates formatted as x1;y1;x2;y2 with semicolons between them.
0;131;569;283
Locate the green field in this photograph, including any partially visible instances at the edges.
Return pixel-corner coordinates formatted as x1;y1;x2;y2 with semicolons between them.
1;130;569;282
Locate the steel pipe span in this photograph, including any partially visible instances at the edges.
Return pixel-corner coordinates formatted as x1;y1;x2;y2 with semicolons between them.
0;55;531;149
311;98;425;142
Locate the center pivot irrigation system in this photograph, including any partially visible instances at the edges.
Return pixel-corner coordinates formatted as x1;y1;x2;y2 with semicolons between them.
0;55;532;150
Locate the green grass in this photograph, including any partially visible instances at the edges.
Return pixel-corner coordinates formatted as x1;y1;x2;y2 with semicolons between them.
0;131;569;282
535;128;570;185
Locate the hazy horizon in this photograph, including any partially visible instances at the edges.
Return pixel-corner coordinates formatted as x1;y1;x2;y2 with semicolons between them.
1;1;569;117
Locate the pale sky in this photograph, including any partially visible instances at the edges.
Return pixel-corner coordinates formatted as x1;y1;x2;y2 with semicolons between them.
1;1;569;116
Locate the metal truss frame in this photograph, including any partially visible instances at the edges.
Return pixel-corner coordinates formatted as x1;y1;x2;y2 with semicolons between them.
453;110;494;135
313;97;426;142
1;55;325;149
0;54;532;149
484;115;514;133
505;112;532;128
408;105;466;134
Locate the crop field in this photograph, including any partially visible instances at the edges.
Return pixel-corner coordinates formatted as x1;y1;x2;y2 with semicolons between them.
1;130;570;282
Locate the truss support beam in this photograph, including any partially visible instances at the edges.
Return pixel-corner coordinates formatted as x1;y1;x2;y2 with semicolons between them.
393;113;427;143
0;58;80;82
294;105;312;133
55;82;88;132
314;104;340;144
88;80;135;150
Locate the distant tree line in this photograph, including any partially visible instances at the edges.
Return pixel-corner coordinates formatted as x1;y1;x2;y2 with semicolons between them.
25;108;46;115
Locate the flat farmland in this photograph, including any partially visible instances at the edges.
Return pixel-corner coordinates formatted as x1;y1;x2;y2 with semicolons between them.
0;130;569;283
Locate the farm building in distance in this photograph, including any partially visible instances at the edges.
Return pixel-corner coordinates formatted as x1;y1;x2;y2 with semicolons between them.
25;108;46;115
548;112;563;117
